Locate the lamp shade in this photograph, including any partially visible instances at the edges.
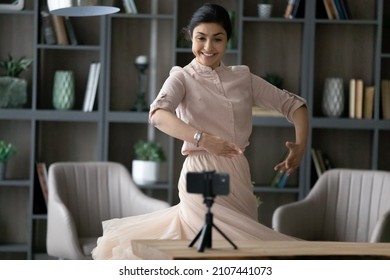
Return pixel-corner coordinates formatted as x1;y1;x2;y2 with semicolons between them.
47;0;119;16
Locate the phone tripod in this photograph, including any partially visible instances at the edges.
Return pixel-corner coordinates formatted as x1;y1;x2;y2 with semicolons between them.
189;196;238;252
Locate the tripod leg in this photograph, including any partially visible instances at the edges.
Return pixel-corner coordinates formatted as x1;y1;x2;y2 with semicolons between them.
189;212;214;251
213;224;238;249
189;227;204;247
198;223;212;252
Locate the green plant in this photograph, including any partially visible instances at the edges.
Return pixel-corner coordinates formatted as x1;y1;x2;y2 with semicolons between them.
0;54;32;78
0;140;16;162
264;72;283;89
134;140;166;162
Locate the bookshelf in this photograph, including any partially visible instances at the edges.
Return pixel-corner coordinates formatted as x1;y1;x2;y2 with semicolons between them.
306;0;385;194
0;0;389;259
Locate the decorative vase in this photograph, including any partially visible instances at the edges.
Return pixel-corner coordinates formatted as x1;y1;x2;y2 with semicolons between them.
257;4;272;19
132;55;149;112
0;77;27;108
322;77;344;117
52;70;74;110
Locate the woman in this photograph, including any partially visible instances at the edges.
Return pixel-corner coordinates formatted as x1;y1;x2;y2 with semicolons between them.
92;3;308;260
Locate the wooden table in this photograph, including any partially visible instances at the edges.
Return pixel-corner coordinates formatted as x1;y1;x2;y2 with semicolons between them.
132;239;390;260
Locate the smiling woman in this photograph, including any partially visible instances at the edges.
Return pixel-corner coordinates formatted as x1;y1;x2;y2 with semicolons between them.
191;23;227;70
92;3;309;260
185;3;232;70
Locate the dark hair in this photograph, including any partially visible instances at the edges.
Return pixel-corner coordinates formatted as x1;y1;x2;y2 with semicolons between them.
185;3;232;41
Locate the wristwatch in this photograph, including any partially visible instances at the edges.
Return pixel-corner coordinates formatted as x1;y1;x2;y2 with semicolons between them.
194;131;202;147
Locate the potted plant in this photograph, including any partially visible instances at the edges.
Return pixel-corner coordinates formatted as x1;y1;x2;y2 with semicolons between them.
0;140;16;180
132;140;166;185
0;54;32;108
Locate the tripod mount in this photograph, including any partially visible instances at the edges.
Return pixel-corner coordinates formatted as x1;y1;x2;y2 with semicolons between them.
188;192;238;252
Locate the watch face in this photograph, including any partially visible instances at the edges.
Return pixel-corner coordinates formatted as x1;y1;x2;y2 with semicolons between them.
194;132;201;142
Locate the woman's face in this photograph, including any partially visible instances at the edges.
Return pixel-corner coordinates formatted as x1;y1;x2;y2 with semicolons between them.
191;23;227;69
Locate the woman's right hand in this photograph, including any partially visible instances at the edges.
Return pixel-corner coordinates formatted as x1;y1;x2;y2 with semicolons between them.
151;110;242;157
200;132;243;158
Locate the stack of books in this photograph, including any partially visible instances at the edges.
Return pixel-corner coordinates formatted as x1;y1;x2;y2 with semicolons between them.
311;148;332;179
41;8;78;45
322;0;351;20
348;78;375;120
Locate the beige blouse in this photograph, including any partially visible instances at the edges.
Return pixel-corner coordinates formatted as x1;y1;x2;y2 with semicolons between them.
150;59;306;155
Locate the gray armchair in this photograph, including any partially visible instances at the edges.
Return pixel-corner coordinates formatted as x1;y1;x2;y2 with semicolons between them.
46;161;170;259
272;168;390;242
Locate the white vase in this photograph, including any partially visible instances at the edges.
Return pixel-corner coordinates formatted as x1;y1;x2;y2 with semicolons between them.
132;160;160;185
258;4;272;19
322;77;344;117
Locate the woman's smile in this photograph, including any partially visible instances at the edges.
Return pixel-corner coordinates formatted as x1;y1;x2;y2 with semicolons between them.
192;23;227;69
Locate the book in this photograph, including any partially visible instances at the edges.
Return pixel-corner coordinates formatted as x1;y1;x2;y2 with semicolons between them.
339;0;351;19
64;16;78;45
270;152;287;188
284;0;295;19
277;173;289;189
271;171;285;188
315;149;327;174
332;0;348;19
270;152;290;188
323;0;336;19
36;162;49;206
123;0;137;14
83;63;97;112
122;0;132;13
381;79;390;119
33;163;47;214
129;0;138;14
331;0;341;19
87;62;101;112
311;148;323;178
322;152;333;170
83;62;101;112
270;170;289;189
363;86;375;120
52;15;69;45
40;8;57;45
355;79;364;119
291;0;304;18
349;78;356;118
83;63;95;112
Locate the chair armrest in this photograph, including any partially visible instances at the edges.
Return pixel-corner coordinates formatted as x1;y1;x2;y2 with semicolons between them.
370;210;390;243
272;199;321;240
46;197;87;259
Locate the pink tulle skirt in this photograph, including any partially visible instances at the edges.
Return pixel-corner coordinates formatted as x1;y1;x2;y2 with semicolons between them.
92;152;294;259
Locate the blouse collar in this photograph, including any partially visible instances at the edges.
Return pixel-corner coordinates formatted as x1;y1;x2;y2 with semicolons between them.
190;59;226;75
